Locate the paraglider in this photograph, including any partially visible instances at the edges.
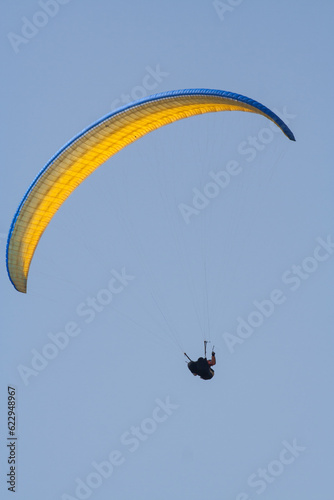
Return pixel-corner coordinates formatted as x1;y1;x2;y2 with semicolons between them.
6;88;295;293
185;342;216;380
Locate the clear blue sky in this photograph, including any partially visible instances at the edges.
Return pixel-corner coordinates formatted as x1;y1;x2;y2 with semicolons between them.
1;1;333;499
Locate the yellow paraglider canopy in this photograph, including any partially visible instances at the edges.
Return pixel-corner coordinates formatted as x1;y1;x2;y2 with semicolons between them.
6;89;295;293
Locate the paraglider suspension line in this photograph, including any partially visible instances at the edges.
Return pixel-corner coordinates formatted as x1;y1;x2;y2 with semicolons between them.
204;340;210;358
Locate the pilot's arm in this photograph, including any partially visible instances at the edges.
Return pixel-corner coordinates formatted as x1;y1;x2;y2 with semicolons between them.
208;352;216;366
